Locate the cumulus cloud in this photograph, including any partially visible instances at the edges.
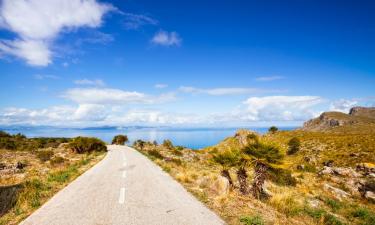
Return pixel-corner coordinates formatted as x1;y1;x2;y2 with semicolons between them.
255;76;284;82
151;30;181;46
74;79;105;86
240;96;324;121
0;0;113;66
62;88;176;105
179;86;283;96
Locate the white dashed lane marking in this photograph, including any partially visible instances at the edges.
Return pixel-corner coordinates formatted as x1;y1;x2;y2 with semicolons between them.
118;188;125;204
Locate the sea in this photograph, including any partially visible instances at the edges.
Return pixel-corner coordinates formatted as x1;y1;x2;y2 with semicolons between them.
2;126;297;149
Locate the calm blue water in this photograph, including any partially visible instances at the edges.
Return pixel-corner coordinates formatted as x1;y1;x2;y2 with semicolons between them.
2;127;296;149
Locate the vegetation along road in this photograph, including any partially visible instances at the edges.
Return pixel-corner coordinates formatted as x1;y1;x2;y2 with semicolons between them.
20;145;225;225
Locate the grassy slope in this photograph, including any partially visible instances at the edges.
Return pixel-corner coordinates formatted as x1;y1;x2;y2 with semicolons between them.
0;142;106;225
133;122;375;225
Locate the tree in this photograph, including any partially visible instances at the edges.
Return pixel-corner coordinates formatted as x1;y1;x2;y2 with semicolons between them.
163;139;174;149
133;139;145;150
112;135;129;145
212;148;240;189
243;141;284;199
287;137;301;155
268;126;278;134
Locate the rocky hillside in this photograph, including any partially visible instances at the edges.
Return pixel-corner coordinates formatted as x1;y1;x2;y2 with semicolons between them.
302;106;375;131
349;106;375;119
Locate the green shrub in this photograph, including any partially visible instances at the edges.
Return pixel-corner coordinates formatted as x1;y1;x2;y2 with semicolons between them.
287;137;301;155
324;198;342;212
169;158;182;166
36;150;54;162
268;168;297;186
67;137;107;154
48;165;78;183
0;138;16;150
0;130;11;138
50;156;65;166
172;149;183;156
268;126;278;134
240;215;265;225
162;139;174;149
148;149;163;159
111;135;128;145
304;206;326;220
323;213;344;225
351;207;375;225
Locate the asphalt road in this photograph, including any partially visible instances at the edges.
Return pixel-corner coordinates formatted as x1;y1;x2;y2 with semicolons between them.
21;145;225;225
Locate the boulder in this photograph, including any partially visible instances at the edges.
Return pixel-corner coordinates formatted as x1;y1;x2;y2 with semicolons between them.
319;166;334;175
319;166;361;178
356;163;375;175
364;191;375;202
210;176;230;196
323;183;350;200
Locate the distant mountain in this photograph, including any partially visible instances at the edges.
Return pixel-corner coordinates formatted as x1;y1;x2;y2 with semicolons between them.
301;106;375;131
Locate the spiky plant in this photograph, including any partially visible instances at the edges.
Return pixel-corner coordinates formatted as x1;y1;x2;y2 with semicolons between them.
212;148;240;188
243;141;284;199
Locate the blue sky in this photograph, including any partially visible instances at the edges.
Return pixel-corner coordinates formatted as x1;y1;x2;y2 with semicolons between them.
0;0;374;127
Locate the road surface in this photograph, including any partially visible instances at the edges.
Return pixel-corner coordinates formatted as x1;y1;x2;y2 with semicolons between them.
21;145;225;225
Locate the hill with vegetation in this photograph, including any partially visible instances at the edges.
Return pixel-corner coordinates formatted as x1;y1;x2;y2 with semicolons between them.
0;132;107;225
133;107;375;225
302;107;375;132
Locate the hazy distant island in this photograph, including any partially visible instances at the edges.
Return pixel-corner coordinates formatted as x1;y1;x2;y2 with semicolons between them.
1;106;375;225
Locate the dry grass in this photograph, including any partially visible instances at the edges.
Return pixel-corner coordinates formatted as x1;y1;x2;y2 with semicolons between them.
0;146;105;225
133;126;375;225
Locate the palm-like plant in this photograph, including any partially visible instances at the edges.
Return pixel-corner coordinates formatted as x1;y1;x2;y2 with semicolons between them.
243;141;284;199
212;148;240;188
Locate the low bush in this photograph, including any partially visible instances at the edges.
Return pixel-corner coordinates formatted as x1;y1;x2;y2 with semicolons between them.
148;149;163;159
67;137;107;154
287;137;301;155
268;168;297;186
0;131;12;138
50;156;65;166
240;215;265;225
163;139;174;149
324;198;342;212
172;149;183;156
111;135;128;145
36;150;54;162
0;138;16;150
351;207;375;225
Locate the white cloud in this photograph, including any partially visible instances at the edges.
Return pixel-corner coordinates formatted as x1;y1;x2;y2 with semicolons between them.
0;0;113;66
0;106;203;126
0;39;52;66
179;86;283;96
151;30;181;46
122;12;158;30
62;88;176;105
155;84;168;89
255;76;284;82
240;96;324;121
329;99;358;113
74;79;105;86
34;74;60;80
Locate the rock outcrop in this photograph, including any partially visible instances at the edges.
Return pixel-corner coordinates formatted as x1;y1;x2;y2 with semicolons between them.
301;106;375;131
349;106;375;119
